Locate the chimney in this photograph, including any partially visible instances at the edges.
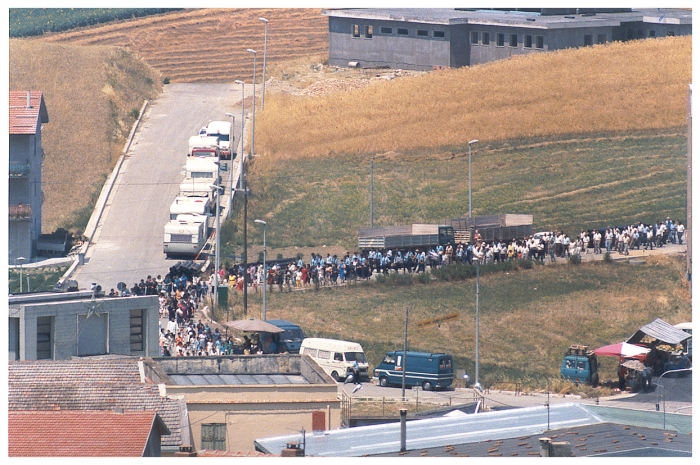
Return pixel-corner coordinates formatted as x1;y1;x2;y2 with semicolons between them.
26;91;31;109
175;445;197;457
280;441;304;457
539;437;551;457
400;408;407;452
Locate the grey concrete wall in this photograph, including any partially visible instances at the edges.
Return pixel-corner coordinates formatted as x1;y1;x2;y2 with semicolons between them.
11;295;158;360
329;17;452;70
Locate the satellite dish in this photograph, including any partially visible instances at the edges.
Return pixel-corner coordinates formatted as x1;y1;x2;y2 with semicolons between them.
117;282;127;292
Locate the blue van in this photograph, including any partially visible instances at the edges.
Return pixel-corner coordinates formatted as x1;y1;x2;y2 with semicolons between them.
266;319;305;354
374;351;454;391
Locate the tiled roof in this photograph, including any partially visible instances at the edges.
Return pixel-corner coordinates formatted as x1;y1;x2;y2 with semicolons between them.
9;357;143;384
8;359;185;449
9;410;165;457
9;90;49;135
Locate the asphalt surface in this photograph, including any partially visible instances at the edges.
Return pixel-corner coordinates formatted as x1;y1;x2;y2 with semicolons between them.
339;375;692;415
73;83;241;291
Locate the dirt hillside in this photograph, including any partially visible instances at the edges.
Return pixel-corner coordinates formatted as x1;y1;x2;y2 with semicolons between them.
36;8;329;83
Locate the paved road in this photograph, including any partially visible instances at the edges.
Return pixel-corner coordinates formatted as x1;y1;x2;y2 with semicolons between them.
74;83;242;291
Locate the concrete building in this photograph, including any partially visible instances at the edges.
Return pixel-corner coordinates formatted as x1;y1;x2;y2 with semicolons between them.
142;354;341;453
323;8;692;70
8;290;160;360
8;90;49;263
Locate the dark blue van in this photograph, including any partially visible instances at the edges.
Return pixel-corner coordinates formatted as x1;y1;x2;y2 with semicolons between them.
266;319;305;354
374;351;453;391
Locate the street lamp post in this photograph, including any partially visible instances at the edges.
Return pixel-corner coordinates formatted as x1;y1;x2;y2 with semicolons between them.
468;139;479;219
234;80;248;316
234;81;245;188
255;219;267;320
213;163;222;311
16;256;26;293
225;112;236;216
259;18;269;110
246;49;257;156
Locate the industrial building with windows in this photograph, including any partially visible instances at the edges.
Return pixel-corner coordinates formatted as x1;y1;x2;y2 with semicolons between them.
322;8;692;70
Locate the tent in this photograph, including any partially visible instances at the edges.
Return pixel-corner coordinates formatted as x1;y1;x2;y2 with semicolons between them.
626;318;691;346
224;319;284;333
592;342;650;359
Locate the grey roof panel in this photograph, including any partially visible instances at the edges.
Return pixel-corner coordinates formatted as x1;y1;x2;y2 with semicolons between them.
626;318;692;345
168;373;308;386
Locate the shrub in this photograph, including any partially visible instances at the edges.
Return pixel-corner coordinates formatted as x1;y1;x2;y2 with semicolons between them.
603;252;613;263
415;272;432;284
568;254;582;265
130;108;140;119
163;77;170;84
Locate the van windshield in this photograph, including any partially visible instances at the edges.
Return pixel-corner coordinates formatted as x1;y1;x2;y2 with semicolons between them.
344;352;367;363
281;329;303;340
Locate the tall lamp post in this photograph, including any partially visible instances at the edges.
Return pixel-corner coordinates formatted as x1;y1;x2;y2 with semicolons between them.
234;80;248;316
213;163;222;311
468;139;478;219
255;219;267;320
16;256;26;293
225;112;236;215
246;49;257;156
259;18;269;110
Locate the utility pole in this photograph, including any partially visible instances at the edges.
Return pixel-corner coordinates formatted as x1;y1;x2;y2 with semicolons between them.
370;159;374;228
402;306;408;400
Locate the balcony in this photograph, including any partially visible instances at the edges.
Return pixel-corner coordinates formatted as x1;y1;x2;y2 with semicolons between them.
9;162;32;177
9;204;32;219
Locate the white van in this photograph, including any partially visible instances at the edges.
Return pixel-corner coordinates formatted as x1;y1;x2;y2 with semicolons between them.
300;338;369;382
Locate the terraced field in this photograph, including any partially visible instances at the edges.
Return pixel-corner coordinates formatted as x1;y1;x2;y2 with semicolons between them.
36;8;328;83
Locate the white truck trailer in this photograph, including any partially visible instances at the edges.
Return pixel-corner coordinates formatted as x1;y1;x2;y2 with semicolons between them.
179;158;221;203
169;196;212;220
205;120;233;159
163;216;208;257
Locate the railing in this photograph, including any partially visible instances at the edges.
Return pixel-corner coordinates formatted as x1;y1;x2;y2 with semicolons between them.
340;390;482;427
9;162;31;177
9;204;32;219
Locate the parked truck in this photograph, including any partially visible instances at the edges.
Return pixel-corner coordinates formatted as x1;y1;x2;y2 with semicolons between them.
358;224;455;251
560;344;599;386
179;158;221;203
205;120;234;160
444;214;533;244
163;216;208;258
169;196;212;220
188;135;220;159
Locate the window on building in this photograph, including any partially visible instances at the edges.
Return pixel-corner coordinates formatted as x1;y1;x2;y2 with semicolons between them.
535;35;544;49
584;35;593;46
649;30;656;38
365;25;373;38
666;31;675;37
496;33;505;47
201;424;226;451
130;309;144;353
380;26;392;34
433;30;445;38
482;32;490;45
397;27;409;36
510;33;518;47
471;31;479;44
597;34;607;44
352;24;360;38
417;29;428;37
524;34;533;48
36;316;53;360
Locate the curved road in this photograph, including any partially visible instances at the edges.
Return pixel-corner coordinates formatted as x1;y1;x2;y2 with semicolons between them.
74;83;242;291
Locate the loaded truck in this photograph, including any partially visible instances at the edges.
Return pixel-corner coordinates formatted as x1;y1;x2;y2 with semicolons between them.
163;216;208;258
560;344;599;386
358;224;455;251
205;120;234;160
169;196;212;220
444;214;533;244
188;135;220;159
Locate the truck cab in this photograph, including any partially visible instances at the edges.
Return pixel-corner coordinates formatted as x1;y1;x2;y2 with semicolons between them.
560;344;599;386
265;319;305;354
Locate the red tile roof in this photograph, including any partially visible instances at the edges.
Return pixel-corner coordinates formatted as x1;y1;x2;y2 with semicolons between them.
9;410;168;457
9;90;49;135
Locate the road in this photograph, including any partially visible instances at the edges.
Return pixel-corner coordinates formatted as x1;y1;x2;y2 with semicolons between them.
74;83;242;291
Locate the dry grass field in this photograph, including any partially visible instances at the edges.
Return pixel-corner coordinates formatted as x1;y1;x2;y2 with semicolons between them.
255;35;691;163
9;40;161;231
35;8;328;83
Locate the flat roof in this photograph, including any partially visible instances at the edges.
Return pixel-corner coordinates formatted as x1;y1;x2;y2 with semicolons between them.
254;403;692;457
322;8;691;28
168;373;309;386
